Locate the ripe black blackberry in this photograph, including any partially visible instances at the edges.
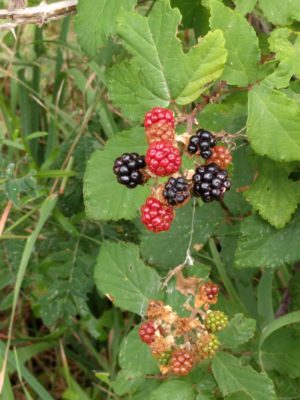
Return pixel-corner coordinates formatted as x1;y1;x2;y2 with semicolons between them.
187;129;216;159
163;177;190;206
113;153;146;189
192;163;231;202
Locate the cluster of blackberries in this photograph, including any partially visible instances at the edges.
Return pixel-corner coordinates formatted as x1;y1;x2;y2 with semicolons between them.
113;153;147;189
112;107;233;233
187;129;216;159
193;163;231;202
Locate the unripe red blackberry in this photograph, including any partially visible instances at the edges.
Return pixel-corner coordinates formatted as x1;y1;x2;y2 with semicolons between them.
113;153;147;189
139;320;161;345
170;349;194;376
145;141;181;177
201;334;220;359
163;177;190;207
141;196;174;233
192;163;231;202
144;107;175;129
207;146;232;169
205;311;228;332
187;129;216;159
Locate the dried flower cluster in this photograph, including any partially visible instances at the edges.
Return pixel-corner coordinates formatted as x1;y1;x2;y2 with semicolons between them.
139;282;228;376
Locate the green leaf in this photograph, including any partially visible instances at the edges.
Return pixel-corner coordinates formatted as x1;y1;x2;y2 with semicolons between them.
265;29;300;89
75;0;136;58
259;0;300;25
83;128;148;221
149;380;196;400
111;371;145;396
212;352;276;400
218;314;256;348
210;0;260;86
261;329;300;378
247;84;300;162
244;158;299;228
119;327;159;376
140;201;224;269
107;62;169;123
234;211;300;269
233;0;257;15
94;242;162;315
108;0;226;118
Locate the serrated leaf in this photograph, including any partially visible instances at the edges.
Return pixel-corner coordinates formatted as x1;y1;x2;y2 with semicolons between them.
75;0;136;58
119;327;159;376
140;201;224;269
212;352;276;400
175;30;227;104
233;0;257;16
94;242;162;315
261;330;300;378
234;211;300;269
247;84;300;161
149;380;196;400
244;158;298;228
259;0;300;25
265;29;300;89
218;314;256;348
83;128;148;221
210;0;260;86
111;371;145;397
107;62;169;123
108;0;226;119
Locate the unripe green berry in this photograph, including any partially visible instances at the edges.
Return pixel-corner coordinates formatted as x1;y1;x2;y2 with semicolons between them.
202;334;220;358
205;310;228;333
157;350;172;366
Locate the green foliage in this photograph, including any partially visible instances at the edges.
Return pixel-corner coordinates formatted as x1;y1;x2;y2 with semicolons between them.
140;201;224;269
235;211;300;268
247;84;300;162
95;242;162;314
218;314;256;348
212;352;276;400
210;0;260;86
2;0;300;398
83;128;148;221
244;157;299;228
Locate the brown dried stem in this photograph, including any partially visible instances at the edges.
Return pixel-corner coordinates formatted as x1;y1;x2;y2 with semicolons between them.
0;0;77;32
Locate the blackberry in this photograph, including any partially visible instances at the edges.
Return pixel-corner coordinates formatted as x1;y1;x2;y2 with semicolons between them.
192;163;231;202
205;311;228;332
163;177;190;206
170;349;194;376
187;129;216;159
113;153;146;189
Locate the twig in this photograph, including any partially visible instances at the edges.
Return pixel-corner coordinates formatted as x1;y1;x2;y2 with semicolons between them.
0;0;77;32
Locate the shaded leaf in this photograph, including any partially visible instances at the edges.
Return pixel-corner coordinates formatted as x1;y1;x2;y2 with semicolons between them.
234;211;300;269
212;352;276;400
95;242;162;314
244;158;298;228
